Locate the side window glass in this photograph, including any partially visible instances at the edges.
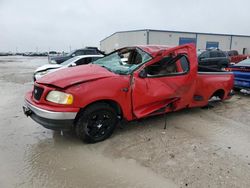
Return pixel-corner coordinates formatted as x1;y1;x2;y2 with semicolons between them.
84;50;95;55
92;57;101;62
210;51;218;58
199;51;209;58
75;59;85;65
146;55;189;77
179;56;189;72
75;57;93;65
219;52;226;57
85;57;92;64
75;50;84;56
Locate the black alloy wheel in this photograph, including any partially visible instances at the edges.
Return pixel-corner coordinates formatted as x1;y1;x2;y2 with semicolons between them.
75;103;118;143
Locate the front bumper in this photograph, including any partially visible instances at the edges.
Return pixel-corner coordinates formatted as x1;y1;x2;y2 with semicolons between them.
23;100;77;130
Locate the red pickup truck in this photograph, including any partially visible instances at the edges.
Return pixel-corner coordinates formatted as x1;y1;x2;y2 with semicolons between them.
23;44;234;143
226;50;250;64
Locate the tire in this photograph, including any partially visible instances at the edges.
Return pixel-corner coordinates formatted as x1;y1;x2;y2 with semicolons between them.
75;103;118;143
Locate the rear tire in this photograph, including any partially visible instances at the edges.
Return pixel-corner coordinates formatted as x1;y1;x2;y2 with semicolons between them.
75;103;118;143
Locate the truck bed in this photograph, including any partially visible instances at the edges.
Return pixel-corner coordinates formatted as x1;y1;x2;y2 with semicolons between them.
189;65;234;108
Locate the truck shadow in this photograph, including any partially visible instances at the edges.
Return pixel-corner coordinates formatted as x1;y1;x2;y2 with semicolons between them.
50;99;227;144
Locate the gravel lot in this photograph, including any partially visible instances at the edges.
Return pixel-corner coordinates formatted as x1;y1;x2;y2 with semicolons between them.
0;56;250;188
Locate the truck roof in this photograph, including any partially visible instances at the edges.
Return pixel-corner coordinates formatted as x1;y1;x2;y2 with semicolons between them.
135;44;195;57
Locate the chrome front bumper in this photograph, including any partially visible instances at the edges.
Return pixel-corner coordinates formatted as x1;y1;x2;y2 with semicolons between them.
23;100;77;130
23;100;77;120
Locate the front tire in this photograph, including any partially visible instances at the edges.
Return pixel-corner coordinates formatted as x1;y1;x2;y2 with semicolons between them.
75;103;118;143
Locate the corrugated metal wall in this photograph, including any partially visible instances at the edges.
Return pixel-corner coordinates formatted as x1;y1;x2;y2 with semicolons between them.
100;30;250;54
148;31;196;46
100;31;147;53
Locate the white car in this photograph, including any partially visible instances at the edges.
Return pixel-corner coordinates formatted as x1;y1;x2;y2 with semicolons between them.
34;55;103;81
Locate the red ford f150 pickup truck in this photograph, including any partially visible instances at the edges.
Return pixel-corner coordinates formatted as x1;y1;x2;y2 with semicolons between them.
23;44;234;143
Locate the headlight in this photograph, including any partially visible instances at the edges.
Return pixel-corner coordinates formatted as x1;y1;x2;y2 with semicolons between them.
46;91;73;105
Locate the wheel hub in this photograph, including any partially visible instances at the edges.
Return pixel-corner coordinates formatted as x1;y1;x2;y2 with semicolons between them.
97;123;103;128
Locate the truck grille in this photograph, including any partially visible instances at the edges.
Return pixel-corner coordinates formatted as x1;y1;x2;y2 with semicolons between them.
33;86;44;101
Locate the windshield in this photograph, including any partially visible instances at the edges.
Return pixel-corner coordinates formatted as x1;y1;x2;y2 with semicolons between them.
61;56;80;66
93;48;152;74
237;59;250;66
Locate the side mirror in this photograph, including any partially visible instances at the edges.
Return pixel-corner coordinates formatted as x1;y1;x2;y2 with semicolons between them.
139;69;147;78
71;54;76;57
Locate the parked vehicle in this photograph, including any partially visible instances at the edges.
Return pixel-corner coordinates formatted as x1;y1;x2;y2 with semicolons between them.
23;52;48;56
34;55;103;81
48;51;60;57
0;52;13;56
198;49;229;69
226;58;250;91
23;44;234;143
49;47;105;64
224;50;249;64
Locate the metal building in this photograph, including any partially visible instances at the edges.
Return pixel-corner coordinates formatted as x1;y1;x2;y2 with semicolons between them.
100;29;250;54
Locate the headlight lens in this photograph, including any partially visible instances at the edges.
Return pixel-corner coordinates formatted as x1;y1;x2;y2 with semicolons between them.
46;91;73;105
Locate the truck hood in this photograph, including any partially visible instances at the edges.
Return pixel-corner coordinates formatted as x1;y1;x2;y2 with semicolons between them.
35;64;62;72
36;64;116;88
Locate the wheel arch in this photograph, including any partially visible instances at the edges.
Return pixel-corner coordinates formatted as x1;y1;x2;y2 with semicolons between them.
74;99;123;124
210;89;225;100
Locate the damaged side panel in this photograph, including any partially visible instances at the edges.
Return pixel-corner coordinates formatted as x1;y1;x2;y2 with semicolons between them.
131;46;196;119
132;77;178;118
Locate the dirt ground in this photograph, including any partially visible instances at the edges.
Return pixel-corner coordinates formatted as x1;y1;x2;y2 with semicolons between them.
0;56;250;188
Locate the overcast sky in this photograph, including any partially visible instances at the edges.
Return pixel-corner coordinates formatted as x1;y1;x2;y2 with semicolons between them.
0;0;249;52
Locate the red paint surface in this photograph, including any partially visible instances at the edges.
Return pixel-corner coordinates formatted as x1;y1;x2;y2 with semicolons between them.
229;55;250;64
